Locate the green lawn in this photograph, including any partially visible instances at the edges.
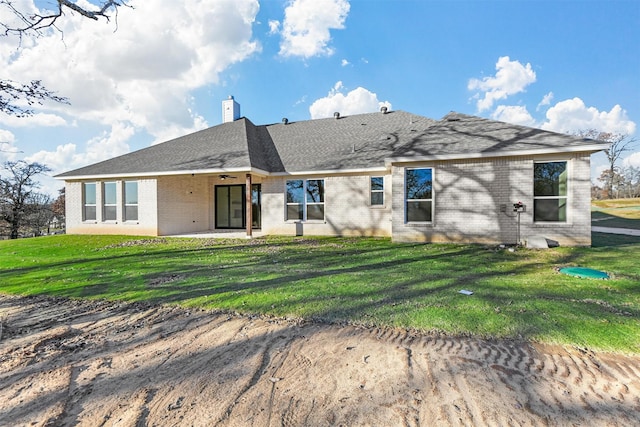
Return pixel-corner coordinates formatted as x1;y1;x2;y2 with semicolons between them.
592;197;640;211
592;211;640;229
592;198;640;229
1;234;639;353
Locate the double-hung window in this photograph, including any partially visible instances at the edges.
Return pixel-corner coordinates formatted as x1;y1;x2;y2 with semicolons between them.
83;182;97;221
124;181;139;221
103;182;117;221
534;161;567;222
370;177;384;206
286;179;325;221
405;168;433;222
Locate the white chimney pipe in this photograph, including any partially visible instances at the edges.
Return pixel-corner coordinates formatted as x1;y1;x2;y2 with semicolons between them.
222;96;240;123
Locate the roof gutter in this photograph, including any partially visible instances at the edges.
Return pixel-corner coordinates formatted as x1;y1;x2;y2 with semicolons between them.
55;167;271;181
269;166;389;177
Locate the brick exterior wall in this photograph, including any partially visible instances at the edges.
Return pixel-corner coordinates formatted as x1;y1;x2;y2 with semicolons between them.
261;174;392;237
65;181;83;233
64;152;592;246
391;153;592;246
156;175;211;235
65;179;158;236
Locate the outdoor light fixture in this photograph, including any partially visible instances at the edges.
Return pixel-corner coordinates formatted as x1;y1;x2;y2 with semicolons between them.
219;174;236;180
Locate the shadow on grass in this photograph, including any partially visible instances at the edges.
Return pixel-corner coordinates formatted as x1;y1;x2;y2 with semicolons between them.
99;241;639;349
591;231;640;248
2;236;639;351
591;211;640;230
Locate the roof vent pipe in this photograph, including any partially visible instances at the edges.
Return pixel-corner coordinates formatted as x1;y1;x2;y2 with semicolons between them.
380;106;388;114
282;117;288;125
334;112;340;119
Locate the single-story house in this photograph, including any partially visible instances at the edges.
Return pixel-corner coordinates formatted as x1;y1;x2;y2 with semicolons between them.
56;97;609;245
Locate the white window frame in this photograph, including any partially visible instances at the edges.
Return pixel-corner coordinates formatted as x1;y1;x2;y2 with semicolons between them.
124;180;139;222
102;181;117;222
83;182;97;221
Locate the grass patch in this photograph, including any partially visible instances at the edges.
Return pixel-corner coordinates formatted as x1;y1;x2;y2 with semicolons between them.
592;198;640;226
1;234;639;353
592;197;640;210
592;211;640;229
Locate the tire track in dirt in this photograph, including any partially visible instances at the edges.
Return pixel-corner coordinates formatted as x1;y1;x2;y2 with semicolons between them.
215;332;284;425
1;295;639;426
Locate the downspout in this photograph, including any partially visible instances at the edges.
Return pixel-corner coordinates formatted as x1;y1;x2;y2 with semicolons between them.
245;173;252;238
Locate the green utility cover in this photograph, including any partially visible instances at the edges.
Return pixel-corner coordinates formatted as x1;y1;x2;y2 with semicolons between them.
559;267;609;279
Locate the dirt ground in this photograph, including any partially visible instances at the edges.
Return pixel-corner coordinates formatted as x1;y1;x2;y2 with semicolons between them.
1;295;639;426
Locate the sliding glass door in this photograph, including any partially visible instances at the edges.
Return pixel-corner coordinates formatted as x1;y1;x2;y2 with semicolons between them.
215;184;261;229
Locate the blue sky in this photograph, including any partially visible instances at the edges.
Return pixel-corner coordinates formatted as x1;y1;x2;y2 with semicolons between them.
1;0;638;195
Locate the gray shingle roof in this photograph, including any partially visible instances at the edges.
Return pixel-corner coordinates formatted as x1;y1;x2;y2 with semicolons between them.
56;111;608;179
56;117;254;178
383;112;608;161
266;110;436;172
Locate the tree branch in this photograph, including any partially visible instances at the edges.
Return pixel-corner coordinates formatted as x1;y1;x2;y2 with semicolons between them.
0;79;69;116
1;0;131;36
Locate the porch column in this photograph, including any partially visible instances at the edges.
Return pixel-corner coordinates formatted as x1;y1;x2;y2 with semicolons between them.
245;173;252;238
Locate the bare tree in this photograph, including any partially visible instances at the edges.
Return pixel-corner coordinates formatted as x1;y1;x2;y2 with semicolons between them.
0;160;52;239
49;187;66;232
591;184;604;200
577;130;637;199
1;1;130;116
51;187;65;220
24;192;53;236
621;166;640;198
598;168;626;199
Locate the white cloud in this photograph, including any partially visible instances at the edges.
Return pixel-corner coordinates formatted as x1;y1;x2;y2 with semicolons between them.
268;19;280;34
0;129;21;162
623;152;640;169
468;56;536;112
0;112;68;128
536;91;554;111
26;122;134;174
541;98;637;135
150;113;209;145
278;0;350;58
592;162;609;184
341;59;350;67
22;121;136;196
491;105;536;127
0;129;16;144
2;0;260;141
309;82;392;119
26;143;80;173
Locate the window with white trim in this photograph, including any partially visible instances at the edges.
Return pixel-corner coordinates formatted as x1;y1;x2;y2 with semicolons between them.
405;168;433;222
286;179;325;221
103;182;117;221
370;176;384;206
83;182;97;221
124;181;138;221
534;161;567;222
